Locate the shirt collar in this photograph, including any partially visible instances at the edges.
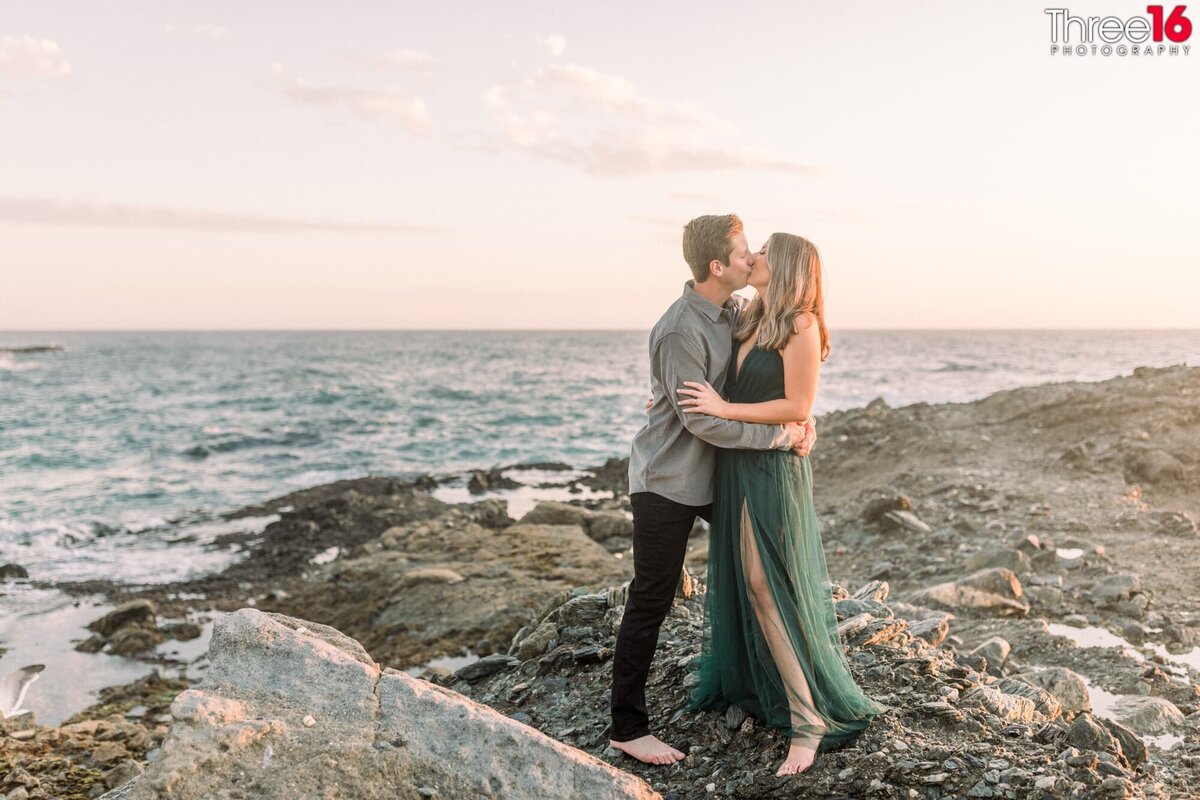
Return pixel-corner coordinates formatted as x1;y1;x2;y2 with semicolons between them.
682;279;735;323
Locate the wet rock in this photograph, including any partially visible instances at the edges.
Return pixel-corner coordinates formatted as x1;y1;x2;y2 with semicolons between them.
75;634;107;653
160;622;202;641
454;653;520;683
1099;718;1148;768
1110;696;1184;734
107;627;166;656
0;563;29;579
467;468;521;493
88;600;157;637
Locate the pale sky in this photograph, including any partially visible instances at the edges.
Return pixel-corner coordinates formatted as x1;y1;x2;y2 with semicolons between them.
1;0;1197;330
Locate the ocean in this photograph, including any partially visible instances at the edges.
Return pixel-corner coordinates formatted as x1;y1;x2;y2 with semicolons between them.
2;329;1198;589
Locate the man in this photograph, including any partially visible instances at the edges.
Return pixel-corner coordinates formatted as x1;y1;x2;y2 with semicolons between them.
609;214;817;765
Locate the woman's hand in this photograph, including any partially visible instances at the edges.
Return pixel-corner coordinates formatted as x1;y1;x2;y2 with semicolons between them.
677;380;731;419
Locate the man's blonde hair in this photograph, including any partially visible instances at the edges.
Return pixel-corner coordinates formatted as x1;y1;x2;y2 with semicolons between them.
682;214;743;283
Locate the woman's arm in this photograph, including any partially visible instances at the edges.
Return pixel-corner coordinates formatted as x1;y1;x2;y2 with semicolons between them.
678;314;820;424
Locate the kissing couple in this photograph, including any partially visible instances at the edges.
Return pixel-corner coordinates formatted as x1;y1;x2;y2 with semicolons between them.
609;214;888;776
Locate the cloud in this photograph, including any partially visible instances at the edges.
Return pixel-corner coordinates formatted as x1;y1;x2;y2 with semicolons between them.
270;63;430;133
540;34;567;57
163;22;229;39
354;48;433;72
0;36;71;78
0;197;432;233
484;63;821;177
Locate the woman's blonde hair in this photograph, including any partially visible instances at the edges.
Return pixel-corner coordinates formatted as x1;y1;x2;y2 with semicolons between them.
736;232;830;361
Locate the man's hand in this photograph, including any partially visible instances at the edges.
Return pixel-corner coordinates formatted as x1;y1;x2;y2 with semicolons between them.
785;417;817;456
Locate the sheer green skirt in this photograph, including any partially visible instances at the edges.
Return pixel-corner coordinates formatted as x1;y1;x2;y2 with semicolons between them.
688;448;888;747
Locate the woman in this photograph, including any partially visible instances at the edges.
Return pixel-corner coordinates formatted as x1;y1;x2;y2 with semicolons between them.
677;232;887;776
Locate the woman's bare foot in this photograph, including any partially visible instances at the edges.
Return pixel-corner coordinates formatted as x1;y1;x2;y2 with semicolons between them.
776;724;825;776
609;735;685;765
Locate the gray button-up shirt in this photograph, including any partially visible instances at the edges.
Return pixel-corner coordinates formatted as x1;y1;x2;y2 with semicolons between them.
628;280;791;506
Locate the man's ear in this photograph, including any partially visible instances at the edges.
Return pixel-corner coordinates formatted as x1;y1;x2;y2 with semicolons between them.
708;259;723;278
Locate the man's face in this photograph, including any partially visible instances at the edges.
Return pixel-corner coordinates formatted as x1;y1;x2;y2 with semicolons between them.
719;232;752;290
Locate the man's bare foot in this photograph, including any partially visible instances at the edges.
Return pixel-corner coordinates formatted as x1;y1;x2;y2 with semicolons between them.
609;735;685;765
776;725;825;776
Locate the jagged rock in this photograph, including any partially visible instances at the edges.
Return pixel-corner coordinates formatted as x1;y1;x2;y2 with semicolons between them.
521;502;633;544
882;509;932;534
907;617;950;646
1090;574;1142;603
514;621;559;661
1149;510;1197;536
160;621;203;641
100;609;659;800
1125;449;1185;484
107;627;166;656
1099;718;1148;768
909;568;1029;616
965;546;1030;574
1110;696;1184;734
88;600;157;637
970;637;1012;672
454;653;519;683
285;518;632;667
851;579;890;603
991;677;1062;720
862;494;912;524
400;567;465;586
545;592;610;628
588;512;634;542
468;468;521;493
961;684;1043;725
835;598;892;620
1012;666;1092;716
1067;712;1119;753
521;501;591;527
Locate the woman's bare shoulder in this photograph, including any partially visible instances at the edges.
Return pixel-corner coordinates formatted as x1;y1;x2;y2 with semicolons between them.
791;311;818;336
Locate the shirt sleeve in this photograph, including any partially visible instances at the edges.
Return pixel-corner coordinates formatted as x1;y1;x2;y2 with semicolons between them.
656;331;791;451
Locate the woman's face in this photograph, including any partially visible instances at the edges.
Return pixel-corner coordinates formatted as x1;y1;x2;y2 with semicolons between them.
748;241;771;293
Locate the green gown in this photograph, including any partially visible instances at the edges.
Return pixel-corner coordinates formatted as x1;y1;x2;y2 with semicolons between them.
688;343;888;748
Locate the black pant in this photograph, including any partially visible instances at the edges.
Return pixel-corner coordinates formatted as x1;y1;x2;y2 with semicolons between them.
610;491;712;742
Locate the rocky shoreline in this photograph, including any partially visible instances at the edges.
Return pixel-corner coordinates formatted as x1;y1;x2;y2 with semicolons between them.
2;363;1198;798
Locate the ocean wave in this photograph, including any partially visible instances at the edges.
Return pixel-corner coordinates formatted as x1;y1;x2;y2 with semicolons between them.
182;430;323;459
933;362;984;373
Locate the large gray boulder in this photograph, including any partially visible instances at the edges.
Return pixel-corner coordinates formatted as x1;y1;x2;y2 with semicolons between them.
103;609;659;800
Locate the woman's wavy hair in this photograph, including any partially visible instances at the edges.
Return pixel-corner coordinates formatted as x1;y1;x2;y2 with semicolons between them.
735;232;830;361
